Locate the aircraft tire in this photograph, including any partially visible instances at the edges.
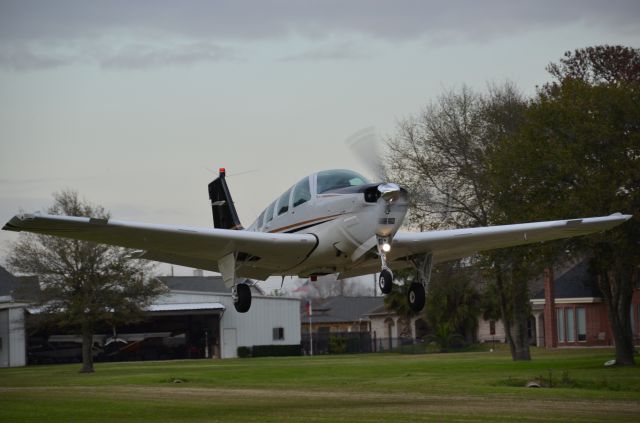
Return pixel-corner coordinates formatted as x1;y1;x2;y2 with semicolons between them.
379;268;393;294
234;283;252;313
408;282;425;312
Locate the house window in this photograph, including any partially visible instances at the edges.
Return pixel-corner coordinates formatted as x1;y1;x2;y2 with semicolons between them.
556;308;565;343
489;320;496;335
273;327;284;341
566;308;575;342
577;307;587;341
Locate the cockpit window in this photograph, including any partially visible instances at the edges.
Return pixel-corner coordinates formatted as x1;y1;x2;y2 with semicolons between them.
292;177;311;208
316;170;370;194
256;210;265;229
266;201;276;223
277;188;292;215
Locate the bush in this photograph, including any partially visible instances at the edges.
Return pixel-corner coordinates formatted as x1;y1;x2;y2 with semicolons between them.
237;346;252;358
329;336;347;354
251;344;301;357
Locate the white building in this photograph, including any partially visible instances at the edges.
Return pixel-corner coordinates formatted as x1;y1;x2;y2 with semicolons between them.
156;276;301;358
0;269;301;365
0;266;29;368
0;300;27;368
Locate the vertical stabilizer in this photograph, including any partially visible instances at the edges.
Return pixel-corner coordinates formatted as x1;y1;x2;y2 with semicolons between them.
208;168;243;230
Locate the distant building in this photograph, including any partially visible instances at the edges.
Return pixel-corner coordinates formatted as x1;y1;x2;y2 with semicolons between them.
476;317;506;345
0;266;28;368
365;304;428;351
301;296;383;354
0;269;301;365
152;276;301;359
531;260;640;347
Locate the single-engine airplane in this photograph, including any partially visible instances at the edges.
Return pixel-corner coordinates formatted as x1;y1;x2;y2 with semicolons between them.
3;168;631;313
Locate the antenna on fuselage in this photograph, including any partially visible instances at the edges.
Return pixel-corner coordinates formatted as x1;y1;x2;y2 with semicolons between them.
208;167;244;230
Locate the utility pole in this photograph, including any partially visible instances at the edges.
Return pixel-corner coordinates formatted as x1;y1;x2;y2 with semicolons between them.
308;300;313;356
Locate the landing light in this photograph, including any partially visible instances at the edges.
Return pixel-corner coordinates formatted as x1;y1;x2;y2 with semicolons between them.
382;243;391;253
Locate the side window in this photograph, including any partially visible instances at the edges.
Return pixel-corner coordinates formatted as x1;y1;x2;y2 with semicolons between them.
266;202;276;223
277;188;292;215
292;177;311;208
256;211;265;229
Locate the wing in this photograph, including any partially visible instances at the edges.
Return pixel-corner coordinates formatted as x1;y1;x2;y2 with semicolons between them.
3;213;317;280
390;214;632;264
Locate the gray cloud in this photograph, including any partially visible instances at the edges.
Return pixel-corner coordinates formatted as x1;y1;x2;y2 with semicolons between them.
1;0;638;70
99;41;237;69
0;40;236;70
279;42;368;62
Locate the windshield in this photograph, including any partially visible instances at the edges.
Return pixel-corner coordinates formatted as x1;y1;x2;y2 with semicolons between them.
316;170;370;194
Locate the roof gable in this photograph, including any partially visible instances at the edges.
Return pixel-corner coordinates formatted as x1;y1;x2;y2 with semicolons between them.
533;260;602;300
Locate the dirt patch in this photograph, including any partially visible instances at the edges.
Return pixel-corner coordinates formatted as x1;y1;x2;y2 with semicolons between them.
2;385;639;419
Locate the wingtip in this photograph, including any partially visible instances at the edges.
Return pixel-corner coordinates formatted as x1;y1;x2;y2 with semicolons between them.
610;213;633;221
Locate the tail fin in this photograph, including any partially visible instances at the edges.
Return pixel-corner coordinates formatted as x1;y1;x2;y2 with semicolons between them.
208;168;243;230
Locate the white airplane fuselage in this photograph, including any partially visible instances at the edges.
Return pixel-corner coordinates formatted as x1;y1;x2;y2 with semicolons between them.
244;170;408;278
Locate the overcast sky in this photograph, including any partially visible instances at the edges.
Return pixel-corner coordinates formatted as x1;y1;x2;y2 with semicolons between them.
1;1;639;285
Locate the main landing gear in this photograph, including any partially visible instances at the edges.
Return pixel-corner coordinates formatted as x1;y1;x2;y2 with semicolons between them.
220;253;252;313
407;282;425;312
377;241;432;313
233;283;252;313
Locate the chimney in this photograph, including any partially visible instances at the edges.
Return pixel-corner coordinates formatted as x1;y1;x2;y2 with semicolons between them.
543;267;557;348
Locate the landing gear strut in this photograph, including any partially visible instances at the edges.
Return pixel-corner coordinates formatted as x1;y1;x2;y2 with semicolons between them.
233;283;252;313
376;236;394;294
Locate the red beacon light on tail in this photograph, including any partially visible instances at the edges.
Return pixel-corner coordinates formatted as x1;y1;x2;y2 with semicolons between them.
219;167;226;176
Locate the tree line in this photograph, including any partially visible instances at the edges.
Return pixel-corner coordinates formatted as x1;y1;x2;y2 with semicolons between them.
384;45;639;365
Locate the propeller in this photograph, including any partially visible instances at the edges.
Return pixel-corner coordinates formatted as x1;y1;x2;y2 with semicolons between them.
344;126;387;182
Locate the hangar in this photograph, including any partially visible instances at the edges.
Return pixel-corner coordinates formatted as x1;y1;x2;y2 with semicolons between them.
0;268;301;366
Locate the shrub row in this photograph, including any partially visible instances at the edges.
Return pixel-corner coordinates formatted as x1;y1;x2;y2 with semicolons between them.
237;344;301;358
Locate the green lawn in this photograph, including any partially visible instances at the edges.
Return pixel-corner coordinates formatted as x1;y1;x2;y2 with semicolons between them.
1;347;639;422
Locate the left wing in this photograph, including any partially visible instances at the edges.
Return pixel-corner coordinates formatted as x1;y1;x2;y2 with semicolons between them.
390;214;631;264
3;213;317;280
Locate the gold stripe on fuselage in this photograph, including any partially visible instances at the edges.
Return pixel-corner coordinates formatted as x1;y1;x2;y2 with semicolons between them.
267;212;348;233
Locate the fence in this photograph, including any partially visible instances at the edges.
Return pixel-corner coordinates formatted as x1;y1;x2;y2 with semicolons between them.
301;332;428;355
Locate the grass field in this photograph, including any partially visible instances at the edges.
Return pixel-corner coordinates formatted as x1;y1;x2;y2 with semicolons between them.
1;347;639;422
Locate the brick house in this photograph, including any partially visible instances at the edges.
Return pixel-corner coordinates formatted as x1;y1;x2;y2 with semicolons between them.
530;260;640;347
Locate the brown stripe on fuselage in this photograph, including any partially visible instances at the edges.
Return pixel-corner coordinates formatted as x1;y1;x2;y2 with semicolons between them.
268;212;348;233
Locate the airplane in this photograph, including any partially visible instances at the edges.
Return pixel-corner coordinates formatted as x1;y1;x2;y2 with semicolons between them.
3;168;631;313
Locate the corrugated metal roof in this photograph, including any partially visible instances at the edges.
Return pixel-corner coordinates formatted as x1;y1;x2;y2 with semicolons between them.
158;276;265;295
147;303;226;312
301;296;384;323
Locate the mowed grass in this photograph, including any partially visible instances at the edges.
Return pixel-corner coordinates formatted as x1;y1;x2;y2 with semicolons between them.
1;347;639;422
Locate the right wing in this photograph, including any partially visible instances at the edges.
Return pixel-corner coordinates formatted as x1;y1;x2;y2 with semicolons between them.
3;213;318;280
391;214;631;264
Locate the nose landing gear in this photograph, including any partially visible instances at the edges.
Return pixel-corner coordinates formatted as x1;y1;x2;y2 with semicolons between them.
376;236;394;294
378;268;393;294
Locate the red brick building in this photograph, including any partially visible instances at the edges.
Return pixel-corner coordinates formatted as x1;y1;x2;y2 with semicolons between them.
531;260;640;347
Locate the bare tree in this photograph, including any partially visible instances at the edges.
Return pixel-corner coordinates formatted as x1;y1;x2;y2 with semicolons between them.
385;83;535;360
6;190;166;373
